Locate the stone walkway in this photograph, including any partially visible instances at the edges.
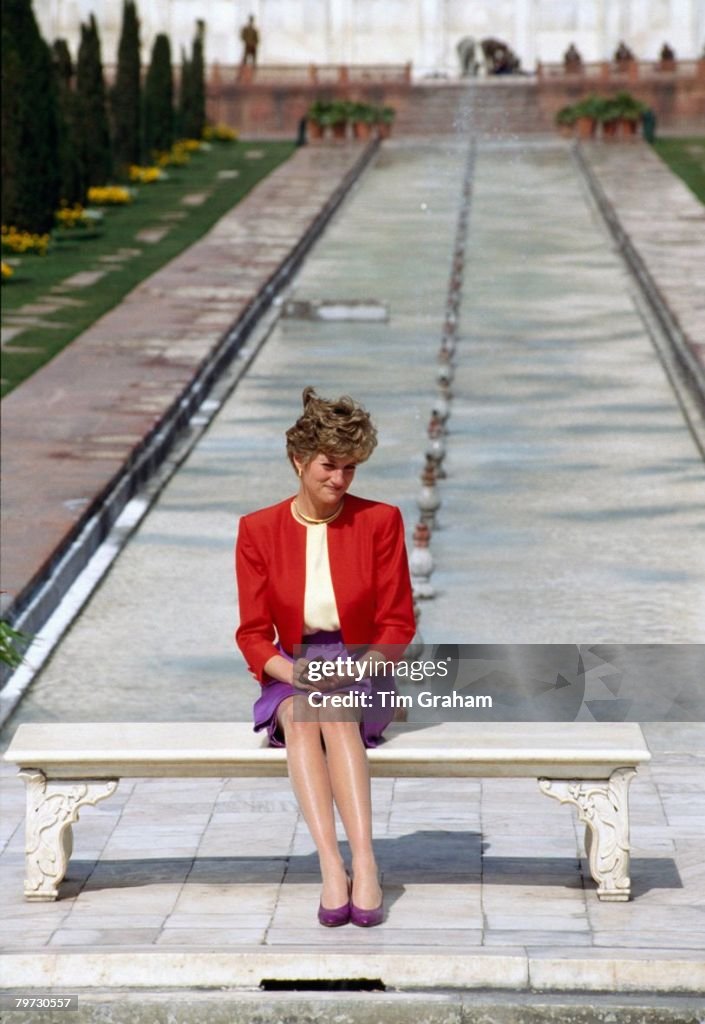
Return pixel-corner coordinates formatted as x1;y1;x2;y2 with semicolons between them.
1;137;704;1000
581;141;705;381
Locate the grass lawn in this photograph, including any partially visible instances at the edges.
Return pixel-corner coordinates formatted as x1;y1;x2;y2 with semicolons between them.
1;140;295;398
651;136;705;206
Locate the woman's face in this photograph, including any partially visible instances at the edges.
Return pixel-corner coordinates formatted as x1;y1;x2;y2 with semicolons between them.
295;452;357;510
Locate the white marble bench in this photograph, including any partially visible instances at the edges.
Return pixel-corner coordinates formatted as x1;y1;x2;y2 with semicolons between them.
3;721;651;903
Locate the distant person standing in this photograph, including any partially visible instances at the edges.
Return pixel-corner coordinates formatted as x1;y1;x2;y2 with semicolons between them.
240;14;259;67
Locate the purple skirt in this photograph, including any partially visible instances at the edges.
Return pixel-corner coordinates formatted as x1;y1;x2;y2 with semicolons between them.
253;630;396;749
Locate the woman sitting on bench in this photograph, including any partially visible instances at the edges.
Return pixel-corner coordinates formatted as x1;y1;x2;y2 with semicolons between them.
235;387;415;926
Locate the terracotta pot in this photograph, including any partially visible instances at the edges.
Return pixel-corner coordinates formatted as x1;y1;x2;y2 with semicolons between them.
331;122;347;141
307;120;323;141
602;119;619;140
575;116;596;139
377;123;392;140
353;121;372;141
620;118;639;138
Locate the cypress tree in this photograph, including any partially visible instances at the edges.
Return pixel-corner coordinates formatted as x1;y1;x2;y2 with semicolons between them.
143;33;173;156
178;21;206;140
189;19;206;139
112;0;142;167
75;15;113;187
1;17;22;227
52;39;85;205
1;0;62;232
177;46;192;140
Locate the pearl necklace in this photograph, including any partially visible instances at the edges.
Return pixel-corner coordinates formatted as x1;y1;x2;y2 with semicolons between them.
292;499;344;525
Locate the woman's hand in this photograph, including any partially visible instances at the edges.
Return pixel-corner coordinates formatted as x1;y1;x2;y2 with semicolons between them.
290;657;357;692
291;657;317;692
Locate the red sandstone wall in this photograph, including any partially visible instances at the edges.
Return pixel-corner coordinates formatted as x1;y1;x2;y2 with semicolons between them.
206;65;705;137
537;66;705;133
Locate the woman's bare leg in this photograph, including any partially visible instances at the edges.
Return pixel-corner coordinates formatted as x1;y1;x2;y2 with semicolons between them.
277;696;348;908
319;715;382;910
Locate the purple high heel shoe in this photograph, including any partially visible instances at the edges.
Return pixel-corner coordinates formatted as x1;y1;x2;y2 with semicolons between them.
350;878;384;927
318;875;351;927
350;899;384;927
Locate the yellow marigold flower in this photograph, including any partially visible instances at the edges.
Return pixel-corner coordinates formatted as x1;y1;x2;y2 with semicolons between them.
1;226;50;254
55;203;87;228
203;123;238;142
87;186;132;205
128;165;164;184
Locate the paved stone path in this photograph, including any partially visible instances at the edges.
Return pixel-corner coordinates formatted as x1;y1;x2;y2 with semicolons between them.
1;138;704;994
428;140;705;643
582;141;705;377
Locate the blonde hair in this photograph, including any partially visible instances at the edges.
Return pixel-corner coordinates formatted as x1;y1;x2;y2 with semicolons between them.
286;386;378;469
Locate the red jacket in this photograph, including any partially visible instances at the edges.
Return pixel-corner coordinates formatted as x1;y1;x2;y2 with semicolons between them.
235;494;415;684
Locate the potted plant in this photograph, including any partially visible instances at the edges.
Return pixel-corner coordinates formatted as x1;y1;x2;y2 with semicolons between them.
374;105;396;140
329;100;349;141
573;95;601;139
614;91;644;138
555;104;577;137
307;99;332;141
350;102;375;141
597;98;620;139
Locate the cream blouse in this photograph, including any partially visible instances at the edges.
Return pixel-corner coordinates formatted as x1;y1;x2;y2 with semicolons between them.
291;502;341;632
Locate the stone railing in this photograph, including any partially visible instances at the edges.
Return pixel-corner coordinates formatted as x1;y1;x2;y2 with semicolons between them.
100;61;412;90
209;62;413;87
537;58;704;83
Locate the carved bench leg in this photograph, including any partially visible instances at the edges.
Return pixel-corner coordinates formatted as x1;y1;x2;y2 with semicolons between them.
538;768;637;902
19;770;119;901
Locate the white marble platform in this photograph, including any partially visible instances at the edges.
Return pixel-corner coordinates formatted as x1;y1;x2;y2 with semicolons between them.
0;723;703;994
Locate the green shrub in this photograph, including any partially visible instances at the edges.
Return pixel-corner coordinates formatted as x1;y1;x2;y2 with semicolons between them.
0;619;31;669
372;105;396;125
555;105;577;126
